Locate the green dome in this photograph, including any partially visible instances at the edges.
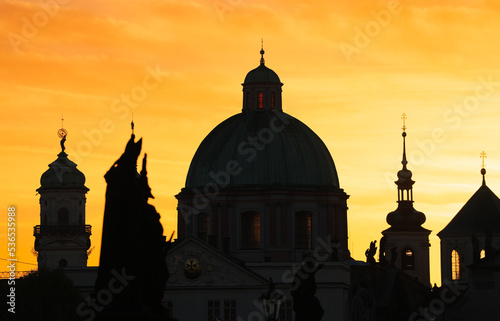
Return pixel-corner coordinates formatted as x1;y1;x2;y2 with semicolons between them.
38;152;88;191
185;110;340;189
244;64;281;84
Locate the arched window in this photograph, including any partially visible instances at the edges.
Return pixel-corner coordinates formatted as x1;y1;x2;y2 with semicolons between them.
241;211;260;248
480;249;485;259
451;249;462;280
197;213;210;242
58;208;69;225
270;92;275;109
401;248;415;270
295;211;312;249
258;92;263;109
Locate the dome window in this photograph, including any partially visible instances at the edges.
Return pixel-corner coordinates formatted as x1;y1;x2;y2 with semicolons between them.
270;92;275;109
258;92;263;109
241;211;260;248
197;213;210;242
295;211;312;249
401;248;415;270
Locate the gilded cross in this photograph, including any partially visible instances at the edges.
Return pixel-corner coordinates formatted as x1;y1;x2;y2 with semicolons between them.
186;259;198;271
481;151;487;169
401;113;407;132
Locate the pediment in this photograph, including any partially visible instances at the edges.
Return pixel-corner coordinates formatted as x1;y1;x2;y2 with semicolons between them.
165;237;267;287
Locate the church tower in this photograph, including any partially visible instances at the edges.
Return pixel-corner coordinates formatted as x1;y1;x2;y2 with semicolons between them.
438;156;500;284
382;114;431;286
34;127;92;270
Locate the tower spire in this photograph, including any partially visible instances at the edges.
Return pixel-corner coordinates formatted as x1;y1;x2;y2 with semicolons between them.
260;39;265;65
401;113;408;170
480;151;487;186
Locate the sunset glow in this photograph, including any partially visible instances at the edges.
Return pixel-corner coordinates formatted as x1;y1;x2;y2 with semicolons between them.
3;0;500;286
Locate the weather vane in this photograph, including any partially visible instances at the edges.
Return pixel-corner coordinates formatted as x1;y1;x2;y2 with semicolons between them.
58;114;68;152
401;113;407;132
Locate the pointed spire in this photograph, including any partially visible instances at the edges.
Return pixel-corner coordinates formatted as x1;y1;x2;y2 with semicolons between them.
260;39;265;65
480;151;487;186
401;113;408;169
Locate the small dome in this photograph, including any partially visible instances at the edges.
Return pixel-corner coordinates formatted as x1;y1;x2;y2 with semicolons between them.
185;110;339;189
244;64;281;84
386;202;427;231
38;152;88;191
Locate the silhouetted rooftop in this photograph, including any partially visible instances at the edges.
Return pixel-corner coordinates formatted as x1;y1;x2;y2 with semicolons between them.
438;183;500;236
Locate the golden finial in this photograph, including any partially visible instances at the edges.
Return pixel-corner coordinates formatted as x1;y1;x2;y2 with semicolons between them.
480;151;487;185
400;113;408;169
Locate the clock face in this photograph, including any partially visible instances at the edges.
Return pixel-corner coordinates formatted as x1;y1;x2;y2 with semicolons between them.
183;257;202;280
57;128;68;138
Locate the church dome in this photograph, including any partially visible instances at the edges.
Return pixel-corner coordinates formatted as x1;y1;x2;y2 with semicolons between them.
38;151;88;191
185;110;340;189
185;49;340;189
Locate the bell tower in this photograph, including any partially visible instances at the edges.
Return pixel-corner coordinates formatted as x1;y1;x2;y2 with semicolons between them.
382;114;431;286
34;126;91;270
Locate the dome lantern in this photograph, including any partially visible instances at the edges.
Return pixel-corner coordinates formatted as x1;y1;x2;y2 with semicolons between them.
242;46;283;112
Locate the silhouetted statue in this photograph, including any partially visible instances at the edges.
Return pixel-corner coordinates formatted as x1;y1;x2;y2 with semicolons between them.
365;241;377;265
390;247;398;266
472;234;480;263
60;134;66;152
379;236;388;267
350;275;375;321
291;257;324;321
93;133;171;320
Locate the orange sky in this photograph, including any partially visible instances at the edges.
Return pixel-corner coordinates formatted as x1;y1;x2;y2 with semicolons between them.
2;0;500;286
